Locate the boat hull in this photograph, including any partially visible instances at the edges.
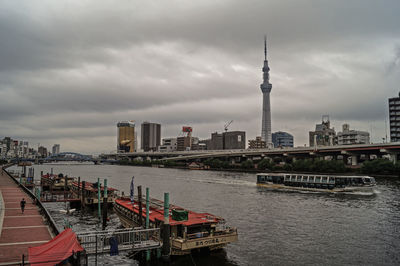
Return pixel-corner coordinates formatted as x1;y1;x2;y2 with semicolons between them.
257;183;375;194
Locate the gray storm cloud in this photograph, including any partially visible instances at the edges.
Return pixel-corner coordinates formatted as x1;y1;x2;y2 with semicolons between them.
0;0;399;153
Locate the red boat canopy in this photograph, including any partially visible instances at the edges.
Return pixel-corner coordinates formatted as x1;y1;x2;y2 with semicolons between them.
28;228;84;266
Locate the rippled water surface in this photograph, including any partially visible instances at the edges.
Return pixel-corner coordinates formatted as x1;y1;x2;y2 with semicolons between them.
13;164;400;266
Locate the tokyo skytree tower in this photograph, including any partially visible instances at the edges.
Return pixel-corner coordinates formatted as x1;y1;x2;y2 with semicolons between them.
260;36;273;148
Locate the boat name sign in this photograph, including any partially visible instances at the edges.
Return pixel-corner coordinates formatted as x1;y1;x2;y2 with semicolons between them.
195;237;227;247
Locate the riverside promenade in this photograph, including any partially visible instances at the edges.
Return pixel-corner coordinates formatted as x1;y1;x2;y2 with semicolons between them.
0;167;53;265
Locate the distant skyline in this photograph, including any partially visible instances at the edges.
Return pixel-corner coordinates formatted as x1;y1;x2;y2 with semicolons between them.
1;0;399;154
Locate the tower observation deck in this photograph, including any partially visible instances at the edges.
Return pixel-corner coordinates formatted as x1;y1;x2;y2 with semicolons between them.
260;36;273;148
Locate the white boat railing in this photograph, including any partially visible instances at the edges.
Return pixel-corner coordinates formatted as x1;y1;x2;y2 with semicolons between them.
76;228;161;255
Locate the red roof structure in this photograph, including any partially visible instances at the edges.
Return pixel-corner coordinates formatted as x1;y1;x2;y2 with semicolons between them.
116;198;220;226
28;228;84;266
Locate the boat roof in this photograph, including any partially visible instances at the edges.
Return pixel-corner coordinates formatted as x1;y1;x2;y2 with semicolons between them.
115;197;221;226
257;173;374;178
71;181;117;192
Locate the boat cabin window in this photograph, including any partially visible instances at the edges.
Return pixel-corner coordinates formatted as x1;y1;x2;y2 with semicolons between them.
328;177;335;183
271;175;282;183
309;176;315;182
302;176;308;182
315;176;321;183
284;175;290;181
290;176;295;182
267;175;273;182
257;175;266;183
321;177;328;183
296;176;302;182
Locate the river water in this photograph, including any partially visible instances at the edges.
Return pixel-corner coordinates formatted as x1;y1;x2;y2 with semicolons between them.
12;164;400;265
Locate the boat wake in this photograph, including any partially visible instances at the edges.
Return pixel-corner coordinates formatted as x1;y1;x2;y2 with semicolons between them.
340;191;376;196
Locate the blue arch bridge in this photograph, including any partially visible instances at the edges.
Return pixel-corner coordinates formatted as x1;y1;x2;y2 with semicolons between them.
44;152;94;162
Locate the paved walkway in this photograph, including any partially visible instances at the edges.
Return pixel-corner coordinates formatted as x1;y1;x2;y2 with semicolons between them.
0;167;53;265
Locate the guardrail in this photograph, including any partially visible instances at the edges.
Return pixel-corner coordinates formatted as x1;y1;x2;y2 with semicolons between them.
2;165;60;236
77;228;161;255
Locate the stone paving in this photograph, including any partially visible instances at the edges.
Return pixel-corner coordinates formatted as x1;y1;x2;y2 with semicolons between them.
0;167;52;264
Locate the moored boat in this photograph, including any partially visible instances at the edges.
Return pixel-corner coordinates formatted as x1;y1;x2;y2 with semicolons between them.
70;181;118;206
257;173;376;193
114;196;238;255
41;173;75;191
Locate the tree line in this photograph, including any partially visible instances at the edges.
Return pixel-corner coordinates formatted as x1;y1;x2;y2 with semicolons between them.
118;157;399;176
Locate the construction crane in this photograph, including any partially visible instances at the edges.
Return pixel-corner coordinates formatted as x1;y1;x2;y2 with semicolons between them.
224;120;233;132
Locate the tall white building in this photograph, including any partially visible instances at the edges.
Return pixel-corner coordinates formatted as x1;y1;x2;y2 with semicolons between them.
260;36;273;148
337;124;370;145
158;138;177;152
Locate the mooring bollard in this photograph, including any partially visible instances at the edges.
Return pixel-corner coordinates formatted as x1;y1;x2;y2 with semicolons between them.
146;187;150;262
102;179;108;230
162;192;170;261
138;186;143;227
97;178;101;223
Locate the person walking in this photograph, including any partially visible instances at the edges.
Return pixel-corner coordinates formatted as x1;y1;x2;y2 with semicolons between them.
20;198;26;214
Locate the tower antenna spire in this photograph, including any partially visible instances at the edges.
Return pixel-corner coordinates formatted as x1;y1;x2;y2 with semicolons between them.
264;35;267;60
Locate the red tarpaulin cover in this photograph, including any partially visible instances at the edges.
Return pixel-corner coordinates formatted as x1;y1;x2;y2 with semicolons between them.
28;228;84;266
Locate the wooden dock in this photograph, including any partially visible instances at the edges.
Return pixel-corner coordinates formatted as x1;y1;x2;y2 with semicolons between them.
0;166;54;265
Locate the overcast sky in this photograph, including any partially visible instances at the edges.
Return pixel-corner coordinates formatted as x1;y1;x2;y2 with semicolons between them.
1;0;399;154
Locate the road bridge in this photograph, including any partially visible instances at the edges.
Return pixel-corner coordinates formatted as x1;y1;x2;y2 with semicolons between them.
101;142;400;166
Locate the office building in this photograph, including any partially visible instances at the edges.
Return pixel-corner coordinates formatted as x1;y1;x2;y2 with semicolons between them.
177;136;192;151
248;136;267;149
141;122;161;152
204;131;246;150
38;146;48;158
389;92;400;142
337;124;370;145
272;131;294;148
158;138;177;152
209;132;223;150
223;131;246;150
260;36;273;148
117;121;136;153
52;144;60;155
309;116;336;147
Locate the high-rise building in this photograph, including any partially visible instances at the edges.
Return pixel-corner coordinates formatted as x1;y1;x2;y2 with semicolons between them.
248;136;267;149
117;121;136;153
52;144;60;155
141;122;161;152
38;146;48;158
209;132;223;150
260;36;273;148
223;131;246;150
204;131;245;150
309;115;336;147
272;131;294;148
337;124;369;145
389;92;400;142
